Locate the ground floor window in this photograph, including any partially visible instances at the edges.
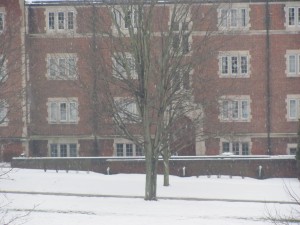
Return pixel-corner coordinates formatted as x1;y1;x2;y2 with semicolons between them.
115;143;144;157
50;143;78;157
221;141;250;155
287;144;297;155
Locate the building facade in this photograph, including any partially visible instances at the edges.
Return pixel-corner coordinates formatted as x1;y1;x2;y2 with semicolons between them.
0;0;299;160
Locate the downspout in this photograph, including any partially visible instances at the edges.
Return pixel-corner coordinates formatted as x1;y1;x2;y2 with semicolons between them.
265;0;272;155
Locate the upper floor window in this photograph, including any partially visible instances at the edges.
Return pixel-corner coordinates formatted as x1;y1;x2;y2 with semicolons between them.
218;6;250;30
286;50;300;77
172;69;190;92
0;55;7;82
287;95;300;121
0;100;8;126
0;12;4;32
112;7;138;30
285;6;300;29
219;51;250;77
46;9;75;32
220;96;251;122
114;97;139;123
47;54;77;80
112;53;137;79
47;98;79;124
221;141;250;155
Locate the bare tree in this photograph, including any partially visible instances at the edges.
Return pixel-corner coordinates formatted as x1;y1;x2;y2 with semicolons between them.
73;0;246;200
0;2;27;162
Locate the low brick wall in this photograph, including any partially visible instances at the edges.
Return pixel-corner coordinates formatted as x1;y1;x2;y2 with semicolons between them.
11;156;298;179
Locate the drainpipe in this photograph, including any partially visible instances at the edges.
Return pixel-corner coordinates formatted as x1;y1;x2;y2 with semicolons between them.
265;0;272;155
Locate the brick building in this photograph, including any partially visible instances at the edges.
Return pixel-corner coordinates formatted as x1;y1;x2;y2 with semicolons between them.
0;0;299;160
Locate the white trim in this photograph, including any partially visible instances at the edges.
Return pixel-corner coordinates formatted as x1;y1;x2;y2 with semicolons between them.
218;51;251;78
47;97;79;124
286;95;300;121
285;50;300;77
219;95;252;122
48;139;79;157
287;143;297;155
219;137;252;155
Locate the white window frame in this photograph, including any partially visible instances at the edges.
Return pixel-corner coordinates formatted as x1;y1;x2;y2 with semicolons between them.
169;6;192;55
219;51;250;78
112;52;137;79
45;8;76;33
218;4;250;31
46;54;77;80
114;139;144;157
0;55;7;82
219;96;251;122
287;143;297;155
48;140;79;157
0;11;5;32
286;95;300;121
114;97;139;123
286;50;300;77
0;100;8;126
220;139;251;155
47;98;79;124
285;4;300;30
111;6;138;34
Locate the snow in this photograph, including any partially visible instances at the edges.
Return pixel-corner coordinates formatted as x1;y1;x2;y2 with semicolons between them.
0;168;299;225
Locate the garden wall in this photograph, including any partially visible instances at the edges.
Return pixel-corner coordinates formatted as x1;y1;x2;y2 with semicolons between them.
11;156;299;179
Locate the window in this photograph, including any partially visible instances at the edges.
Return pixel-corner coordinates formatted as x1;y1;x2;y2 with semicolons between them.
47;54;77;79
115;98;139;122
0;55;7;82
172;69;190;92
113;7;138;30
47;10;75;32
112;53;136;79
220;96;251;122
0;12;4;32
286;51;300;76
287;95;300;121
221;141;250;155
285;6;300;29
219;7;249;30
219;52;250;77
115;142;144;157
50;143;78;157
48;98;78;124
0;100;8;126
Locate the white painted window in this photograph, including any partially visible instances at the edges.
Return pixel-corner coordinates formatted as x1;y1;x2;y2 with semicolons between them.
0;12;4;32
219;6;249;30
219;51;250;77
113;7;138;30
221;141;250;155
0;55;7;82
47;54;77;80
46;9;75;32
115;142;144;157
48;98;78;124
112;53;136;79
286;51;300;77
287;95;300;121
172;69;190;92
286;6;300;28
287;144;297;155
114;97;139;123
50;143;78;157
220;96;251;122
0;100;8;126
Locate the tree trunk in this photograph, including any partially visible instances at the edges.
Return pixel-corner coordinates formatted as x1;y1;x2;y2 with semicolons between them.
163;147;170;186
145;149;158;200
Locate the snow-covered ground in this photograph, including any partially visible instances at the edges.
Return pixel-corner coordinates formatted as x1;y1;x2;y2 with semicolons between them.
0;168;299;225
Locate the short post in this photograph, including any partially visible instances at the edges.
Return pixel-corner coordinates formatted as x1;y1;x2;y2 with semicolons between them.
107;167;110;175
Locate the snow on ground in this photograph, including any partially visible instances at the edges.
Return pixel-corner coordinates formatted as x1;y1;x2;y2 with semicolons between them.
0;168;299;225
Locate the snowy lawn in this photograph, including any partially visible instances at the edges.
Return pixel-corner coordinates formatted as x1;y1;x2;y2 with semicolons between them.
0;168;299;225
